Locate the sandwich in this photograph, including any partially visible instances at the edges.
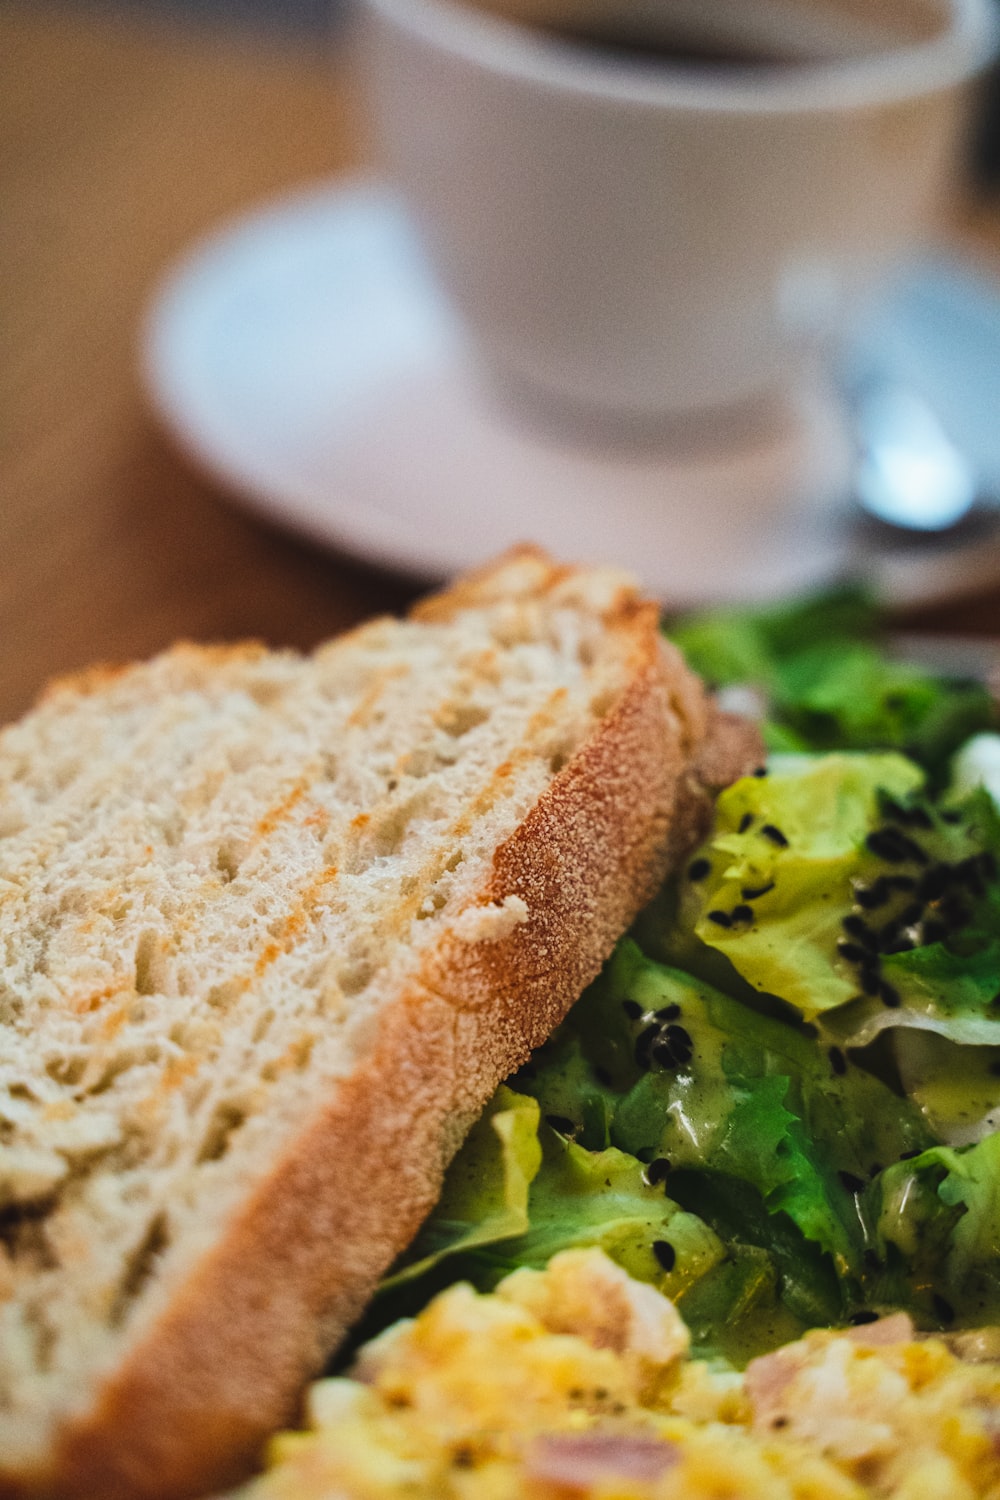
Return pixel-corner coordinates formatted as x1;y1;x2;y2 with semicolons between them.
0;548;759;1500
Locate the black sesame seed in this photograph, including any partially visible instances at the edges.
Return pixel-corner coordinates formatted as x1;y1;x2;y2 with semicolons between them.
829;1046;847;1076
761;823;789;847
855;880;890;910
849;1309;879;1326
867;828;924;864
877;919;902;950
917;866;952;901
837;941;870;964
707;909;733;928
908;806;935;831
665;1023;693;1054
898;902;924;929
655;1004;682;1022
867;829;905;862
860;969;883;997
881;937;915;956
644;1157;671;1186
650;1037;680;1070
634;1023;659;1066
731;904;754;924
652;1035;691;1071
839;1171;866;1195
652;1239;676;1272
742;881;775;901
842;915;879;950
888;874;918;893
878;982;901;1009
738;812;754;833
898;835;930;865
545;1114;577;1135
941;809;963;824
932;1293;955;1326
622;999;642;1020
688;858;712;882
753;766;768;777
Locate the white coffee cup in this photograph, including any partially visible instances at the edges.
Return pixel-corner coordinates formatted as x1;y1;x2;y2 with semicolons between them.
360;0;995;429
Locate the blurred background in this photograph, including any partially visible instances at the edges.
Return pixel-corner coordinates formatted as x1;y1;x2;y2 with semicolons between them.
3;0;1000;731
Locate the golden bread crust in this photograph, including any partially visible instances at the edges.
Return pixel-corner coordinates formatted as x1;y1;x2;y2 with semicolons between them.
3;551;761;1499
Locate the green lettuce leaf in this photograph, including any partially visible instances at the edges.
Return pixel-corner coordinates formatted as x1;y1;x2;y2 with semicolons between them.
892;1029;1000;1144
871;1135;1000;1327
676;760;1000;1037
380;1085;542;1292
513;942;931;1335
482;1129;726;1297
668;587;995;778
676;754;923;1018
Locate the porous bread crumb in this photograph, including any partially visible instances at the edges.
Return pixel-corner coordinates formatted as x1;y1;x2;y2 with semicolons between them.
0;549;753;1499
448;894;530;943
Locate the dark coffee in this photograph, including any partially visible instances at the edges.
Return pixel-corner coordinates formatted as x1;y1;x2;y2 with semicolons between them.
537;20;802;69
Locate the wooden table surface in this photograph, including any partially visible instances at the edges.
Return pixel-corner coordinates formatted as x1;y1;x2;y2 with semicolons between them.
3;2;1000;730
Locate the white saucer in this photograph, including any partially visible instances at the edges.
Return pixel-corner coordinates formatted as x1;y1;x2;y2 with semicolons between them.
142;178;1000;608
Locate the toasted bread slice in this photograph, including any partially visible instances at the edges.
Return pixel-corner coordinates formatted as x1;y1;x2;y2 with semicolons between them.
0;549;759;1499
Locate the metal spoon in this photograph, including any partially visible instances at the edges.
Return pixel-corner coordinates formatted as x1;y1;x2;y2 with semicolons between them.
851;377;994;537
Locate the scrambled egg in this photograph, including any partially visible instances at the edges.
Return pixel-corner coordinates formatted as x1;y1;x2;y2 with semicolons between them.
231;1250;1000;1500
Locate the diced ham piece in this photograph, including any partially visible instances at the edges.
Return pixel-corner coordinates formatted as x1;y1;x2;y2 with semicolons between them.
845;1314;915;1348
525;1431;679;1490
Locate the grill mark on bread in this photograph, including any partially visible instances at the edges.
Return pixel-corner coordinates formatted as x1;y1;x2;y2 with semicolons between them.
0;547;762;1499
